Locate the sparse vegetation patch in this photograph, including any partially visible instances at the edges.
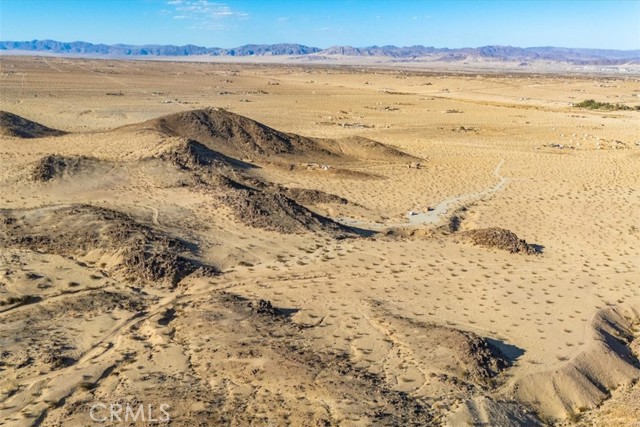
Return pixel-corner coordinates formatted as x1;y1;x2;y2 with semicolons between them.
575;99;640;111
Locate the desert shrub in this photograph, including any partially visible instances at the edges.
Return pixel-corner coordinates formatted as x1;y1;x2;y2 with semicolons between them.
575;99;640;111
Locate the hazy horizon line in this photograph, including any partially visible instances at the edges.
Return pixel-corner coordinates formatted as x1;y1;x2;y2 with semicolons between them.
2;38;639;52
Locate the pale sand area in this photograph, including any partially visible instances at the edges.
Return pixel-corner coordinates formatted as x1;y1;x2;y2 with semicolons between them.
0;56;639;426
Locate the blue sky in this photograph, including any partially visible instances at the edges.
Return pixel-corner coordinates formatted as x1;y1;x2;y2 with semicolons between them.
1;0;639;49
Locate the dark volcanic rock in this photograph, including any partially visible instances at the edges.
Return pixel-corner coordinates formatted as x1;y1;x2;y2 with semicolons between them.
31;155;92;181
1;111;66;138
143;108;335;159
218;179;354;237
459;227;542;254
0;205;216;286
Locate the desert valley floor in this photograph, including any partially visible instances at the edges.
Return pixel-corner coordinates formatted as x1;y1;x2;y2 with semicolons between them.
0;56;639;426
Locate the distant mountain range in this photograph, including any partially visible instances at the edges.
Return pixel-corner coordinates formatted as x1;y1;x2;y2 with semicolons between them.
2;40;639;65
0;40;321;57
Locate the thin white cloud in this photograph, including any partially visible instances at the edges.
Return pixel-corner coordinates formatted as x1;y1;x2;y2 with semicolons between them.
165;0;248;29
188;22;232;31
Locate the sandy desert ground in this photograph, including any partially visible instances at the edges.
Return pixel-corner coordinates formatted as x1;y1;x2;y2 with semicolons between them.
0;55;639;426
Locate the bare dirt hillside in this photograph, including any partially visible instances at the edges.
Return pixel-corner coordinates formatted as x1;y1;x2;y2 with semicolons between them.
133;107;337;160
0;56;638;427
0;110;66;138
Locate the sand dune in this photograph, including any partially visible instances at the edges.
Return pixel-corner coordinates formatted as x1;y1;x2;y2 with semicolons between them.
515;303;640;420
